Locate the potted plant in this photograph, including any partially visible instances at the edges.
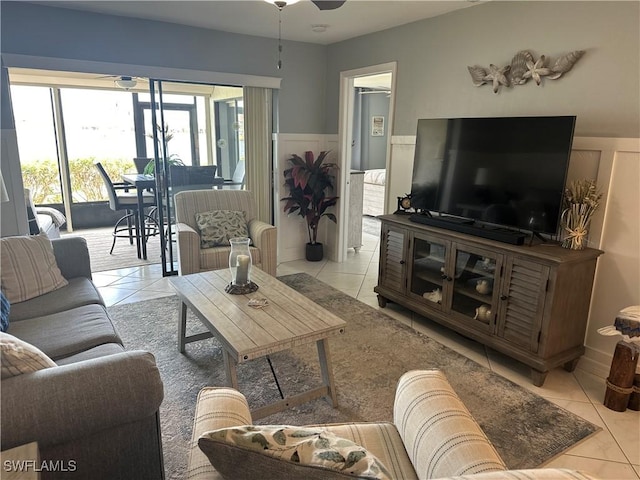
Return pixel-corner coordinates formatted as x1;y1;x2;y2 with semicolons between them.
142;155;184;175
142;123;185;174
281;151;339;261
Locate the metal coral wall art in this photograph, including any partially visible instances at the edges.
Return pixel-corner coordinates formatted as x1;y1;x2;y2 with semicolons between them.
467;50;585;93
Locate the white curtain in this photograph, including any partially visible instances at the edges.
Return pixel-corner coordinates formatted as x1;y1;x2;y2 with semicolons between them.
243;86;273;224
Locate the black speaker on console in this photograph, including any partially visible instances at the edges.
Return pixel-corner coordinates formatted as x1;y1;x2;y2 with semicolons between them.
409;214;527;245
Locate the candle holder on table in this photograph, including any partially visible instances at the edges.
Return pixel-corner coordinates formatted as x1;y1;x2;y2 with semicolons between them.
225;237;259;295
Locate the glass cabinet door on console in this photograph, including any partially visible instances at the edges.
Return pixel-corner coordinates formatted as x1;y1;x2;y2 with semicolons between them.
409;234;448;312
448;244;503;333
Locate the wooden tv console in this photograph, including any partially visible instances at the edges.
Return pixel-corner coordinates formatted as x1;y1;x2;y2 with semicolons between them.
374;214;603;386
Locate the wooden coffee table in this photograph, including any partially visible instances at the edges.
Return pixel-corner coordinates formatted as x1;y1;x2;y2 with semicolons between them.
170;268;346;419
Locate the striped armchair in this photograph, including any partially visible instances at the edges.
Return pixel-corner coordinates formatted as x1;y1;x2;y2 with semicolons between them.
187;370;598;480
173;190;277;277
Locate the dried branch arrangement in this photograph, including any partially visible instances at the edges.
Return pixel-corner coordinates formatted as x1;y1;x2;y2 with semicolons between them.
560;179;602;250
468;50;585;93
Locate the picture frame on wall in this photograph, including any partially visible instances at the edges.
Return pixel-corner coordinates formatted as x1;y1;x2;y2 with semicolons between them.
371;115;384;136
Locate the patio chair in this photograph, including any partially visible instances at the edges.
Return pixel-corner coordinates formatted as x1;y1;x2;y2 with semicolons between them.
216;160;245;190
94;162;160;254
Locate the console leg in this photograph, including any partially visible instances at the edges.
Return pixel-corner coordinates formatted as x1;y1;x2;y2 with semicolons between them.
377;295;388;308
563;357;580;372
531;369;548;387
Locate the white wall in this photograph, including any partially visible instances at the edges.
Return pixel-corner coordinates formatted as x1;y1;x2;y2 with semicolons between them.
325;1;640;138
387;135;640;377
0;2;328;135
573;138;640;378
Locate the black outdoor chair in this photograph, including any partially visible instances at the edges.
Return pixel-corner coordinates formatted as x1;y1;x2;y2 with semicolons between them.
95;162;160;254
169;164;218;187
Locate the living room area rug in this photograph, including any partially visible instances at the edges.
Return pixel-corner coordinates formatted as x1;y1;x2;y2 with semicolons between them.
107;272;599;480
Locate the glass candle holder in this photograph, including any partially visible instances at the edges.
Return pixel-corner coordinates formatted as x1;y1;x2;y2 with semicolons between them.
229;237;252;286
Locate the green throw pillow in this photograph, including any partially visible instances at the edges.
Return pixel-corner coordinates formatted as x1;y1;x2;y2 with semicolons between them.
195;210;249;248
199;425;391;480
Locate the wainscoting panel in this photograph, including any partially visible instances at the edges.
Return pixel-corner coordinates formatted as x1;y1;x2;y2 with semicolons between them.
572;137;640;378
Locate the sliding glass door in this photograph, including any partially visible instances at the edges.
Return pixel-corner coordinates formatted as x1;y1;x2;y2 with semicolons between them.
146;79;246;276
10;69;246;276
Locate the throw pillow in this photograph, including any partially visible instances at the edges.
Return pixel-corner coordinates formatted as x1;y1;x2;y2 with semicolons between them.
199;425;391;480
0;291;9;332
0;234;68;303
195;210;249;248
0;332;57;379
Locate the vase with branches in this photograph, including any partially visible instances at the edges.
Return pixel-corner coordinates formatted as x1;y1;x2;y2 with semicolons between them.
560;179;602;250
281;151;339;261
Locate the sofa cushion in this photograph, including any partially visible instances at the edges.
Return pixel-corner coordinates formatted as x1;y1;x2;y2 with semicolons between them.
198;425;391;480
0;234;68;303
0;332;57;379
7;304;122;361
195;210;248;248
8;277;104;322
55;342;126;366
1;291;9;332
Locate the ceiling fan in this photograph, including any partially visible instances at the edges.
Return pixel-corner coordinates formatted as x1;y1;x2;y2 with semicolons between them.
273;0;346;10
95;75;146;90
310;1;346;10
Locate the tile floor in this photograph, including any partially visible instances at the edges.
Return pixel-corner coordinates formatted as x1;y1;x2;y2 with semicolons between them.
95;230;639;479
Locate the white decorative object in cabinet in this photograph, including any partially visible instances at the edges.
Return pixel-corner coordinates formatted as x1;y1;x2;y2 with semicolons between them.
348;171;364;252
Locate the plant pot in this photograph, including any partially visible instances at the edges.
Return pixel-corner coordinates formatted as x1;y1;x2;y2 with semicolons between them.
306;242;324;262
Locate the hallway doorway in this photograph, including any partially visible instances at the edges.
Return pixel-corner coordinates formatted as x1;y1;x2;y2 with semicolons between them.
337;63;396;262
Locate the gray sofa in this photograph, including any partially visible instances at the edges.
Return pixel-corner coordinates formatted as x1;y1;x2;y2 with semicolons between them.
1;236;165;480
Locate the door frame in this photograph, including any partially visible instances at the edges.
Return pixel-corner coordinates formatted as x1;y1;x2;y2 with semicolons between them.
336;62;397;262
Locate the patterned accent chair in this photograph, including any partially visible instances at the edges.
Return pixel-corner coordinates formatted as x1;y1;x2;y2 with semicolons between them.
173;189;277;276
186;370;598;480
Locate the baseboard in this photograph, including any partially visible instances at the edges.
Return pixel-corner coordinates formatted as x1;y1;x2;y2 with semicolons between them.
278;248;305;263
578;346;612;379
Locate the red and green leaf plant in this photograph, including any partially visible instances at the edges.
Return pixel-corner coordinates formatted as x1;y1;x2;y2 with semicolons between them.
281;151;339;245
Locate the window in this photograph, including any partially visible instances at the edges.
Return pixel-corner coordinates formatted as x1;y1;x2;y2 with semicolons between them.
60;89;137;202
12;86;61;204
9;74;245;229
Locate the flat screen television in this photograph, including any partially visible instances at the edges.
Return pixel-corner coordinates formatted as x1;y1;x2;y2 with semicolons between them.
410;116;576;235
